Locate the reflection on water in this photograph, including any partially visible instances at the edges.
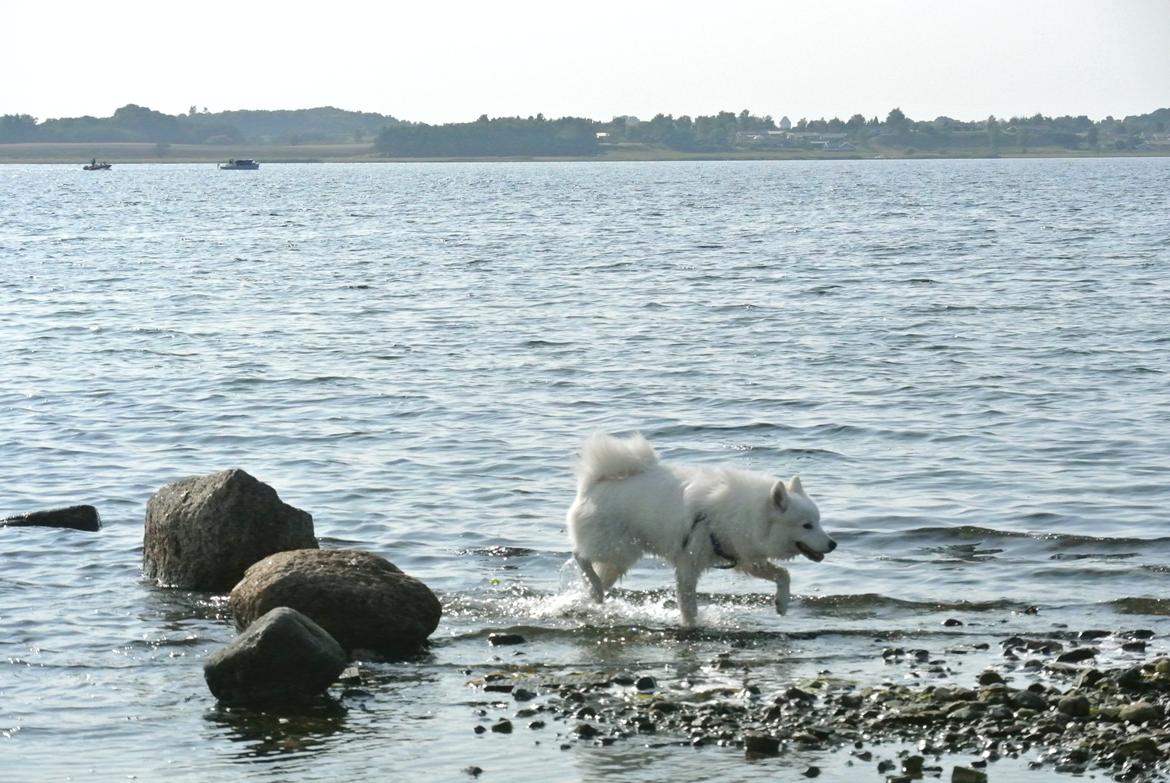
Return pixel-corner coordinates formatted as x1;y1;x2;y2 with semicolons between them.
206;699;348;761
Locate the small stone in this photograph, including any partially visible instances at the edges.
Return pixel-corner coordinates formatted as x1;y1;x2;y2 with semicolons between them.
977;670;1004;686
1078;629;1111;640
1075;668;1105;688
338;665;361;684
1155;658;1170;675
1119;701;1159;725
744;735;780;755
1056;647;1096;664
574;723;600;738
1;504;101;532
1125;629;1155;640
484;684;514;693
902;755;925;774
785;686;816;701
802;766;821;777
634;676;657;692
1057;694;1091;718
951;767;988;783
463;766;483;778
528;720;546;730
1117;667;1146;689
473;725;486;734
490;719;513;733
488;633;526;646
1013;691;1047;711
512;688;536;701
877;759;896;773
1121;640;1147;653
944;618;964;627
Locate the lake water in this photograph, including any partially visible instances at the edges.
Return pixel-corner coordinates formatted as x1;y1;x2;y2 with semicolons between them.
1;158;1168;782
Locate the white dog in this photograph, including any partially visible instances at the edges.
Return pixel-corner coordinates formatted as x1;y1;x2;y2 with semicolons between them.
566;433;836;626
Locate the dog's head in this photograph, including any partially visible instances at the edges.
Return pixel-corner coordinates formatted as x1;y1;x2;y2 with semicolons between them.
769;476;836;562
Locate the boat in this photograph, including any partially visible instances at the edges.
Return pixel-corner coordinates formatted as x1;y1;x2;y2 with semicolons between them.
218;158;259;170
83;158;112;170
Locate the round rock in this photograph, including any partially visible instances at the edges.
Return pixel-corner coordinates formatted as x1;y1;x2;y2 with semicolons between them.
229;548;441;655
203;606;346;706
144;469;317;591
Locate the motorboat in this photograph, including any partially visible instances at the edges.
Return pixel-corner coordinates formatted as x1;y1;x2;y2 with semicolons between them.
218;158;260;170
83;159;112;170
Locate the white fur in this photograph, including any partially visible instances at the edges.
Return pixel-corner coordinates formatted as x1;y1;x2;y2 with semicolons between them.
567;433;836;626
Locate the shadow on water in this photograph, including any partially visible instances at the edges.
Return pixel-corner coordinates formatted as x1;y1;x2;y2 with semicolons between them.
204;697;348;760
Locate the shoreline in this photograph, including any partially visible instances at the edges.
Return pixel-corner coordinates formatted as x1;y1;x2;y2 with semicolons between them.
2;142;1168;165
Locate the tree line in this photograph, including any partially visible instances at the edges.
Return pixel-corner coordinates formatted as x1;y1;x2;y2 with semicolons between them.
0;105;399;145
2;104;1167;155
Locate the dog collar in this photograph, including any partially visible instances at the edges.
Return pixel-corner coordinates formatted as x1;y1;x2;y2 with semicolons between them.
710;533;737;568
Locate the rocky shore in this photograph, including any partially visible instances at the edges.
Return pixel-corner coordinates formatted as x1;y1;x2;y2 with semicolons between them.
462;630;1169;781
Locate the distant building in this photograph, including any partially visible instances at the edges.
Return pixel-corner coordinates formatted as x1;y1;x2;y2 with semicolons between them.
778;116;792;130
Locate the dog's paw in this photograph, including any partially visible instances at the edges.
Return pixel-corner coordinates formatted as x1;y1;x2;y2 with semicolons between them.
774;587;790;615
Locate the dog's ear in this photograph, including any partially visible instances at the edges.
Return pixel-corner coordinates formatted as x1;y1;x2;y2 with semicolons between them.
771;479;790;512
790;475;804;495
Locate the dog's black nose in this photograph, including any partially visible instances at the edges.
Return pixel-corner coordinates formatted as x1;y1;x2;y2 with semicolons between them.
827;539;837;552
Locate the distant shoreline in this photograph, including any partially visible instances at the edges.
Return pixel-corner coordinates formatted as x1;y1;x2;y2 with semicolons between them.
2;141;1167;165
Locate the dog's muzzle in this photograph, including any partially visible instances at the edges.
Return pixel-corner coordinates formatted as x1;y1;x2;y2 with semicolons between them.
796;540;835;563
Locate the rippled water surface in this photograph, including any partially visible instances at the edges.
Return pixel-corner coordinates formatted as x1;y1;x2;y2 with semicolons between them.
2;159;1169;781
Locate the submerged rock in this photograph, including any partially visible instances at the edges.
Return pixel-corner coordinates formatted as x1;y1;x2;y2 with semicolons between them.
229;548;441;655
143;469;316;591
1;504;101;532
951;767;988;783
203;606;346;706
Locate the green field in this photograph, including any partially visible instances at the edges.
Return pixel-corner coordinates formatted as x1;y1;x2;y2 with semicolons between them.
1;141;1167;164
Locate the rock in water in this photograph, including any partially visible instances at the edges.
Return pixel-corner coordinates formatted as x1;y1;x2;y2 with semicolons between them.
203;606;346;706
2;505;101;532
229;549;441;655
951;767;988;783
143;469;316;591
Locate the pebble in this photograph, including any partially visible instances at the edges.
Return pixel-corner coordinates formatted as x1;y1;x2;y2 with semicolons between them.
1119;701;1159;725
634;676;657;692
488;633;526;646
463;766;483;777
490;719;513;734
1057;693;1091;718
977;670;1004;686
744;735;780;755
951;767;988;783
1055;647;1097;663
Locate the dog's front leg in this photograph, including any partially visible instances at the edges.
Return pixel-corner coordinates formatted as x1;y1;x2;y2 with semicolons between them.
742;561;791;615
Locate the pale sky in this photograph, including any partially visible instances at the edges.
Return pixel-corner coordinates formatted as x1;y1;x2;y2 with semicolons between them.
4;0;1168;124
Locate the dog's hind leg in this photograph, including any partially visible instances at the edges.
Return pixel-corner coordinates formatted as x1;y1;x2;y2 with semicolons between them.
593;560;632;593
573;554;606;603
674;562;701;627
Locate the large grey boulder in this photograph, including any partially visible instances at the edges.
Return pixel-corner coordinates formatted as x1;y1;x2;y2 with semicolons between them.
143;469;317;591
229;549;441;656
2;505;101;532
204;606;346;706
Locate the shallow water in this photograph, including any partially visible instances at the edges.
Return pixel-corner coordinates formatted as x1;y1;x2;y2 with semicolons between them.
1;158;1169;781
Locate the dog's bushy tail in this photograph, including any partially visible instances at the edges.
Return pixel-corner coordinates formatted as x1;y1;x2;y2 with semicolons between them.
575;432;659;492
